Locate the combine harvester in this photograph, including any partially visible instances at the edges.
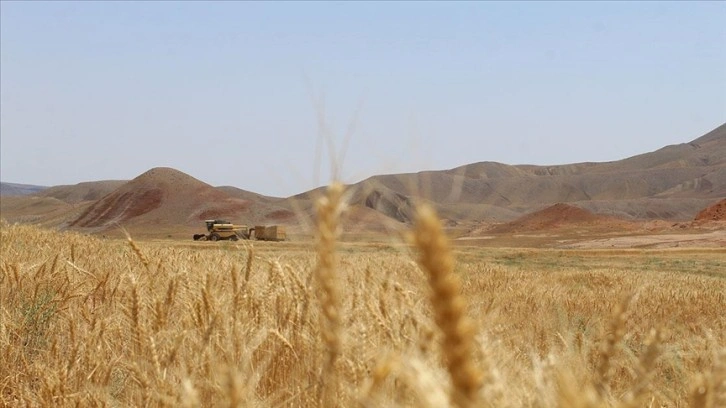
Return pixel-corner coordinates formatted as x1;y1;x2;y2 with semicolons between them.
193;219;286;242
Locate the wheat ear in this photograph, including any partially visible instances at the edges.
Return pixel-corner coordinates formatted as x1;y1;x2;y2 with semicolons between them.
412;203;483;408
124;229;150;272
314;182;345;406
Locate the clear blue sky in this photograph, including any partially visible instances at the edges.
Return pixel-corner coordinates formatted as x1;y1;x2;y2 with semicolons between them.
1;1;724;197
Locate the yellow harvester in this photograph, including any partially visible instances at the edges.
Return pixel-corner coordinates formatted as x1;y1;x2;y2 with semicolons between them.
193;219;286;242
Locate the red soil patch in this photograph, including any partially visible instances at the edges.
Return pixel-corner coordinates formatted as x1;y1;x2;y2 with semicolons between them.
490;203;627;234
265;209;295;221
694;198;726;222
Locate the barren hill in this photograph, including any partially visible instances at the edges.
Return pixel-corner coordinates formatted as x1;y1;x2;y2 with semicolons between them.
0;182;47;196
489;203;632;234
216;186;283;205
38;180;127;204
0;196;80;226
574;198;720;221
3;124;724;238
694;198;726;222
343;123;726;222
69;167;252;230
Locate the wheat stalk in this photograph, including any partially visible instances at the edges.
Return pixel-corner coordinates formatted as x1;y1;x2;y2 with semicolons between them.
412;203;483;408
595;294;632;398
314;182;345;406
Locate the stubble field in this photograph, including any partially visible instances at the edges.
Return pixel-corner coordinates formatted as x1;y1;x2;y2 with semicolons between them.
1;202;725;407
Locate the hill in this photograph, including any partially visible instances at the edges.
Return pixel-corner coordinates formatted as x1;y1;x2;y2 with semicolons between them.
37;180;127;204
0;196;80;227
216;186;282;204
63;168;308;235
3;123;724;238
68;167;251;231
488;203;633;234
694;198;726;222
0;182;47;196
343;123;725;222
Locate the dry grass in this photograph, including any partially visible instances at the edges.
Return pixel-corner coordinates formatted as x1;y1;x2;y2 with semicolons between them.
1;208;725;407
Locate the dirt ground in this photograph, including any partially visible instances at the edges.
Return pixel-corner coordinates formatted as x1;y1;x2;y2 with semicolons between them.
555;229;726;249
453;220;726;249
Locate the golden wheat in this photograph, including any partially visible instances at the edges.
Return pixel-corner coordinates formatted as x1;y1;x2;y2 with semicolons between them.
411;203;484;408
0;212;724;407
313;182;345;406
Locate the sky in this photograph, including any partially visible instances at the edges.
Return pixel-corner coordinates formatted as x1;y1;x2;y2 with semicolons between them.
1;1;725;197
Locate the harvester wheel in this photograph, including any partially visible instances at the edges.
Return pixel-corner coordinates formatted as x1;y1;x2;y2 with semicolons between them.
230;235;239;241
210;233;220;242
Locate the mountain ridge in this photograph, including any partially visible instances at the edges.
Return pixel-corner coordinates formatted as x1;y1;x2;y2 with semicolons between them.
2;123;724;236
0;182;48;196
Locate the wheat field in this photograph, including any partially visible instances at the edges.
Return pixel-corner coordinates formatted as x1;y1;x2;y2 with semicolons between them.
1;188;725;407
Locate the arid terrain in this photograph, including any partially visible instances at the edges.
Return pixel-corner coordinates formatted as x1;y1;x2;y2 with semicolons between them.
3;2;724;406
2;124;724;248
1;125;725;406
2;205;724;407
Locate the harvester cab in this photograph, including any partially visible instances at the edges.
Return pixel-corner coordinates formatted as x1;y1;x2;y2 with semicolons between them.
206;219;231;232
